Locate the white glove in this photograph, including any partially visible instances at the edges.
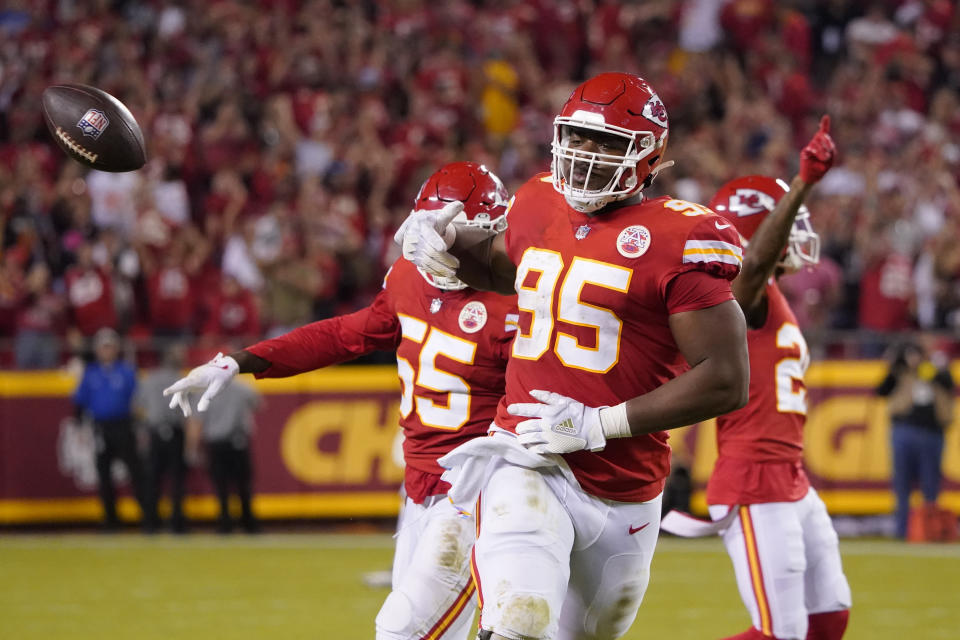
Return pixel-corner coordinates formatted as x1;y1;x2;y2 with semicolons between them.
393;201;463;278
508;389;608;454
162;352;239;417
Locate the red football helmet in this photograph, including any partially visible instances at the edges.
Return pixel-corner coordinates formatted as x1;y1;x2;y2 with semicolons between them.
413;161;509;290
708;175;820;270
551;72;670;213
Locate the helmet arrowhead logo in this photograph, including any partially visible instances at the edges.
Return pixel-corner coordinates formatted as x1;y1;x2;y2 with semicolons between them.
641;95;668;128
729;188;776;216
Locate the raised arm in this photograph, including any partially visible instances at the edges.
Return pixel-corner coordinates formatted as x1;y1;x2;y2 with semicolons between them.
733;116;835;322
733;176;814;318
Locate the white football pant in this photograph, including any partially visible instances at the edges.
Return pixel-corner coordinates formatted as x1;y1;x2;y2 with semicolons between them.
709;488;852;640
472;461;662;640
375;495;477;640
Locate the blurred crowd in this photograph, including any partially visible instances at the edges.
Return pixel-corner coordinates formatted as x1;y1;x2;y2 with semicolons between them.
1;0;959;368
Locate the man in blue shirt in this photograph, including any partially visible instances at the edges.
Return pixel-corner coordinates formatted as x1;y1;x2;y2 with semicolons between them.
74;328;148;530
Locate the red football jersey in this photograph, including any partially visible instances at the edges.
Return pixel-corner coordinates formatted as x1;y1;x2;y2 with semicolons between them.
203;290;260;337
247;257;516;502
496;175;742;502
147;266;195;330
65;267;116;336
707;281;811;505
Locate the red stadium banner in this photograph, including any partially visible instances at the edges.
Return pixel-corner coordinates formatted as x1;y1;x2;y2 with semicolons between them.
0;367;406;524
1;362;958;524
676;361;960;515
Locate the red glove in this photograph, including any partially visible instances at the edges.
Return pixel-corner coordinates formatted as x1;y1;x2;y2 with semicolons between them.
799;115;836;184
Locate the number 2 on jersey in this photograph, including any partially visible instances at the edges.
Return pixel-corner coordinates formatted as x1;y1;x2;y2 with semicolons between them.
511;248;631;373
396;315;477;430
775;322;809;414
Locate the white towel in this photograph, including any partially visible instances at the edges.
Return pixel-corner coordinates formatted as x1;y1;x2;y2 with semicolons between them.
438;429;609;549
438;429;560;513
660;507;738;537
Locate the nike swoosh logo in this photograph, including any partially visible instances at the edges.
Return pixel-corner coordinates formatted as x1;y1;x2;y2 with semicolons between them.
715;221;732;230
628;522;650;535
218;365;230;370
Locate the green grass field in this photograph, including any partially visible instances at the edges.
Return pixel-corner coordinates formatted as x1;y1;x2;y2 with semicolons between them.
1;533;957;639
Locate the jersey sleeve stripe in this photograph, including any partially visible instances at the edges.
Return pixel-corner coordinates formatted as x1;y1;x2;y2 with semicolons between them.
505;313;519;332
683;239;743;257
682;250;743;266
683;247;742;258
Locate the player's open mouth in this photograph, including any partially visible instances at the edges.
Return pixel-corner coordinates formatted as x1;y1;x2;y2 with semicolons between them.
571;168;612;190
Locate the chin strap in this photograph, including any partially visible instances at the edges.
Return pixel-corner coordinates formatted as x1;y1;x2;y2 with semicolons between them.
642;159;675;189
651;159;675;177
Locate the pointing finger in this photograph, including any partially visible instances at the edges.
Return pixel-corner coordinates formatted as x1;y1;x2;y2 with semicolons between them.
436;201;464;228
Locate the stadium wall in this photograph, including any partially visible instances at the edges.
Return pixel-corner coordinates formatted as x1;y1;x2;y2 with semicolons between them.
1;362;958;524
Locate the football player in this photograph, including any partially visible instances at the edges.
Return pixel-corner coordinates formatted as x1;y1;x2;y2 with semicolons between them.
395;72;750;640
164;162;517;640
700;117;852;640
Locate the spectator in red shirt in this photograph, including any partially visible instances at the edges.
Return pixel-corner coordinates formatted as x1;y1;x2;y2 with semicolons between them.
140;226;210;338
858;241;916;333
721;0;775;55
202;274;260;341
65;240;116;337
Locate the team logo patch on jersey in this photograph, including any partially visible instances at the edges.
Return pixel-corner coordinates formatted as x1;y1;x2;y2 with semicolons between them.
76;108;110;139
616;225;651;258
641;95;668;128
458;301;487;333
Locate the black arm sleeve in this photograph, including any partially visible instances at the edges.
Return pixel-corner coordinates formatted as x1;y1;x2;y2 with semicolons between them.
934;369;954;392
875;372;898;397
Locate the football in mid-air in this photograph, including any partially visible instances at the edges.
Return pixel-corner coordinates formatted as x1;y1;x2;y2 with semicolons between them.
41;84;146;172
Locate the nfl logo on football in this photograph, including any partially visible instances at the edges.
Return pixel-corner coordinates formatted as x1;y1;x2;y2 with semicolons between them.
76;108;110;139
